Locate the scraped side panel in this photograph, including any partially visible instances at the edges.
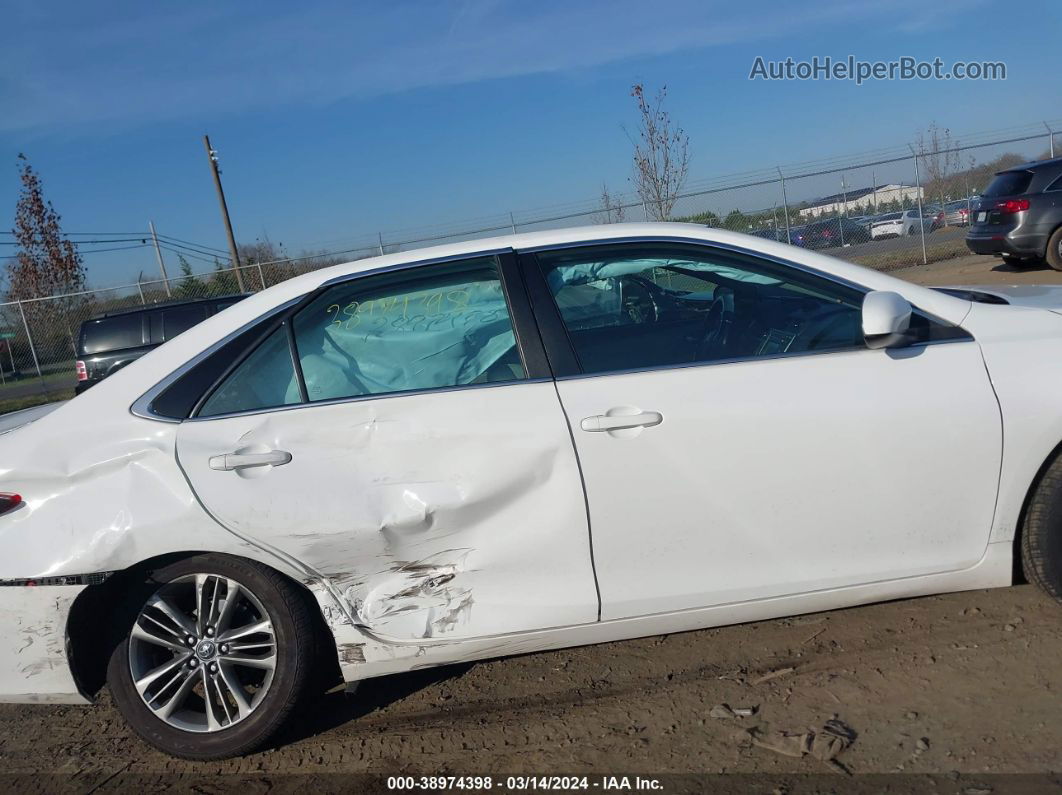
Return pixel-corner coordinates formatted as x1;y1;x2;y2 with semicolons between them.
176;382;599;642
0;585;89;703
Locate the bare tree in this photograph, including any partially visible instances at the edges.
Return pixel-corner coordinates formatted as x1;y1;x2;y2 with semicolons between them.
627;84;690;221
595;183;627;224
917;123;962;218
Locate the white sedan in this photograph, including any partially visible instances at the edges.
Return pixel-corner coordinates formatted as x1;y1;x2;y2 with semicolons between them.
3;223;1062;759
870;209;932;239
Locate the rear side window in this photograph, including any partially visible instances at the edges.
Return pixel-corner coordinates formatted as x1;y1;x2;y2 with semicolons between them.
162;305;207;340
983;170;1033;197
193;256;525;418
79;314;144;355
292;257;524;402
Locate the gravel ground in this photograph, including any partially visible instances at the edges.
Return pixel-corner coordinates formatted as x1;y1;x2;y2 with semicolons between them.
2;252;1061;792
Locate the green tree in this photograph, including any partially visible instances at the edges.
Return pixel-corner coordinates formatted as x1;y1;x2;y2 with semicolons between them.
174;255;205;299
209;258;239;295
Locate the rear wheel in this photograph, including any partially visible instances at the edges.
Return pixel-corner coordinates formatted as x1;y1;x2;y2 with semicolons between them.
107;554;315;759
1045;227;1062;271
1021;455;1062;605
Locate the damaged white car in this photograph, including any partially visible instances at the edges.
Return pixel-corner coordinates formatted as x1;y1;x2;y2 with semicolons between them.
4;222;1062;759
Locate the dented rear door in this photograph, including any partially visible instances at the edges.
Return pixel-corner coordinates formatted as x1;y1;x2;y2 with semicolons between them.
175;254;598;642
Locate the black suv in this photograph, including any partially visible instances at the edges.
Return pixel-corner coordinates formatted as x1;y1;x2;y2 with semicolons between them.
966;157;1062;268
75;294;247;393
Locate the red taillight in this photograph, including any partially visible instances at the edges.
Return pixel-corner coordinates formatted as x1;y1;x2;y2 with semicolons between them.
0;493;22;515
960;208;969;216
75;360;87;381
996;198;1030;213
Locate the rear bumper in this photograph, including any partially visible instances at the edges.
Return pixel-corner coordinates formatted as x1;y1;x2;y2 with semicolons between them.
966;230;1047;257
0;584;90;704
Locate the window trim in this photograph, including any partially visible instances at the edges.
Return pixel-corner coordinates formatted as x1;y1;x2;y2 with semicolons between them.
134;248;549;423
519;237;973;382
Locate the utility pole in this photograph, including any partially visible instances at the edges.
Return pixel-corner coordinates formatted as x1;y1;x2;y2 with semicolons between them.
148;221;172;297
203;135;246;292
777;167;792;244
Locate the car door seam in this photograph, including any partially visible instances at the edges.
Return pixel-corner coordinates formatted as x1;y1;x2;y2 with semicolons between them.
552;380;603;622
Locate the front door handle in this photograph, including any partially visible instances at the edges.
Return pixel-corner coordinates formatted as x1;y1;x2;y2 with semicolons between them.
580;411;663;432
208;450;292;471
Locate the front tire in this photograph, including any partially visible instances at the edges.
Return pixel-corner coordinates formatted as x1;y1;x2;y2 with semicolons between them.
1021;455;1062;605
107;554;316;759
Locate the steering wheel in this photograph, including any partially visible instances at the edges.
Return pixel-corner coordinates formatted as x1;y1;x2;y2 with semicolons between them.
618;276;660;324
790;305;858;352
696;292;734;360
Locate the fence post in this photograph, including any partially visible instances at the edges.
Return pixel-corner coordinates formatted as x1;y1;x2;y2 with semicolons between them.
377;233;385;256
1046;122;1056;159
256;263;266;291
136;281;146;304
16;300;43;380
908;147;928;266
777;167;793;244
510;212;517;235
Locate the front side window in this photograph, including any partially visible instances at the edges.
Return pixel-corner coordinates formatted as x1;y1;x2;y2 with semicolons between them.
536;245;866;375
195;256;525;417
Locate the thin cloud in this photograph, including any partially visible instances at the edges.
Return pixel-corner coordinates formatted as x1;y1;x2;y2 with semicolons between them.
1;0;981;134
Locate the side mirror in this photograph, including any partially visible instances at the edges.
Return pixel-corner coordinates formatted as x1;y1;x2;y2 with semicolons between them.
862;291;912;349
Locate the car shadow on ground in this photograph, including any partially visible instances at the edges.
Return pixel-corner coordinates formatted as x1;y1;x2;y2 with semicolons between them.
267;662;476;751
991;259;1052;274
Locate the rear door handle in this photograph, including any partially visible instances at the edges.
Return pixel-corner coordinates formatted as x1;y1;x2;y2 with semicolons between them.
580;411;663;432
208;450;292;471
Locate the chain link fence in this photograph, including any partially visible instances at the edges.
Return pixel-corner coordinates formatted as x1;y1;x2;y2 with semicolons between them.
2;120;1060;406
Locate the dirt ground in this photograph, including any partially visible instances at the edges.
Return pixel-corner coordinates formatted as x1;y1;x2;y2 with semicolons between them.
2;252;1062;792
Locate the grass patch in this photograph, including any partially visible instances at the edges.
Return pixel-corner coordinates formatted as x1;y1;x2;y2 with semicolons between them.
849;239;971;273
0;370;73;399
0;389;74;416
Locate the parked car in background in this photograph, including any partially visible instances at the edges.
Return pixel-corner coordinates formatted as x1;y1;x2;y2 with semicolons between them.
966;157;1062;269
75;294;247;393
799;217;872;249
747;227;788;242
6;223;1062;759
870;210;934;239
944;199;973;227
925;208;945;231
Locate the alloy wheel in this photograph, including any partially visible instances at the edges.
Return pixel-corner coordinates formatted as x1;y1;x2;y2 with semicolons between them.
127;573;276;732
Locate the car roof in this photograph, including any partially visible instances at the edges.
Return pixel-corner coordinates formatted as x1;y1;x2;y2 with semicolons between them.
86;293;250;322
998;156;1062;174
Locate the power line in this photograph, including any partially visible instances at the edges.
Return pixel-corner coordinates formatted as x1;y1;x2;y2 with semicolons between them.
1;243;151;260
0;237;148;245
154;233;229;255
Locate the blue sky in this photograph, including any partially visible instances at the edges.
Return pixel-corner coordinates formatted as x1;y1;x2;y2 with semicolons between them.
2;0;1060;285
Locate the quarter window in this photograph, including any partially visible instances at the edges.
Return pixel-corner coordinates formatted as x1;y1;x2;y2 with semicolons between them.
198;326;300;417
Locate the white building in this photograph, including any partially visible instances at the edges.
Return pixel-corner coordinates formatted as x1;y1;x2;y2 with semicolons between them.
799;184;924;219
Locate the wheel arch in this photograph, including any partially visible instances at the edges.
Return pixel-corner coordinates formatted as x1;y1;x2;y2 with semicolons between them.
66;550;341;699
